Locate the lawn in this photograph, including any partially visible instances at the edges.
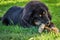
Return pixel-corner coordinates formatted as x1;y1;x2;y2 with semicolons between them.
0;0;60;40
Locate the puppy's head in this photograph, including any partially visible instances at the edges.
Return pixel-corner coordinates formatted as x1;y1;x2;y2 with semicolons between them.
22;1;51;26
31;7;51;26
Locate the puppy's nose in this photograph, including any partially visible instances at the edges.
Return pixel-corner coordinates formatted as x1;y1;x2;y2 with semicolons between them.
46;21;50;25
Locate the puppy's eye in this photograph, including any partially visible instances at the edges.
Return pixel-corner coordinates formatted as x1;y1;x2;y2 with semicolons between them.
43;12;45;15
39;15;42;17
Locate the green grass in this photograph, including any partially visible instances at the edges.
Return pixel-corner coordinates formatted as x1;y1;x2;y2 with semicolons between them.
0;0;60;40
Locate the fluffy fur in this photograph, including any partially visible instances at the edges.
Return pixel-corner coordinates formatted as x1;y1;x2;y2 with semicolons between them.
1;1;51;27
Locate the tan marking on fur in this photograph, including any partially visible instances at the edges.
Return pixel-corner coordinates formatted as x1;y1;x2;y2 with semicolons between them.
43;12;45;15
39;15;42;17
34;21;41;25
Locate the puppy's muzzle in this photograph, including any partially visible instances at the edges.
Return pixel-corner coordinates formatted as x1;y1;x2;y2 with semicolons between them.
46;21;50;25
34;21;41;26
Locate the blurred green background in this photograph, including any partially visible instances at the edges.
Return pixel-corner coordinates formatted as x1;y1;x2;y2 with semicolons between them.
0;0;60;40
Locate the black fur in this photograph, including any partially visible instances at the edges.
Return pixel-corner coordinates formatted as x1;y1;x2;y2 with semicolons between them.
22;1;52;25
2;6;24;25
1;1;52;27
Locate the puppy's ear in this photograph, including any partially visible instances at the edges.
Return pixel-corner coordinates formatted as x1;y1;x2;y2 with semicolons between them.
22;8;33;21
48;11;52;20
22;2;35;20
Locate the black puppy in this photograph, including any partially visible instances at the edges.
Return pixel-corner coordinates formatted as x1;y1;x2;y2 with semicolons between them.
0;1;51;27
